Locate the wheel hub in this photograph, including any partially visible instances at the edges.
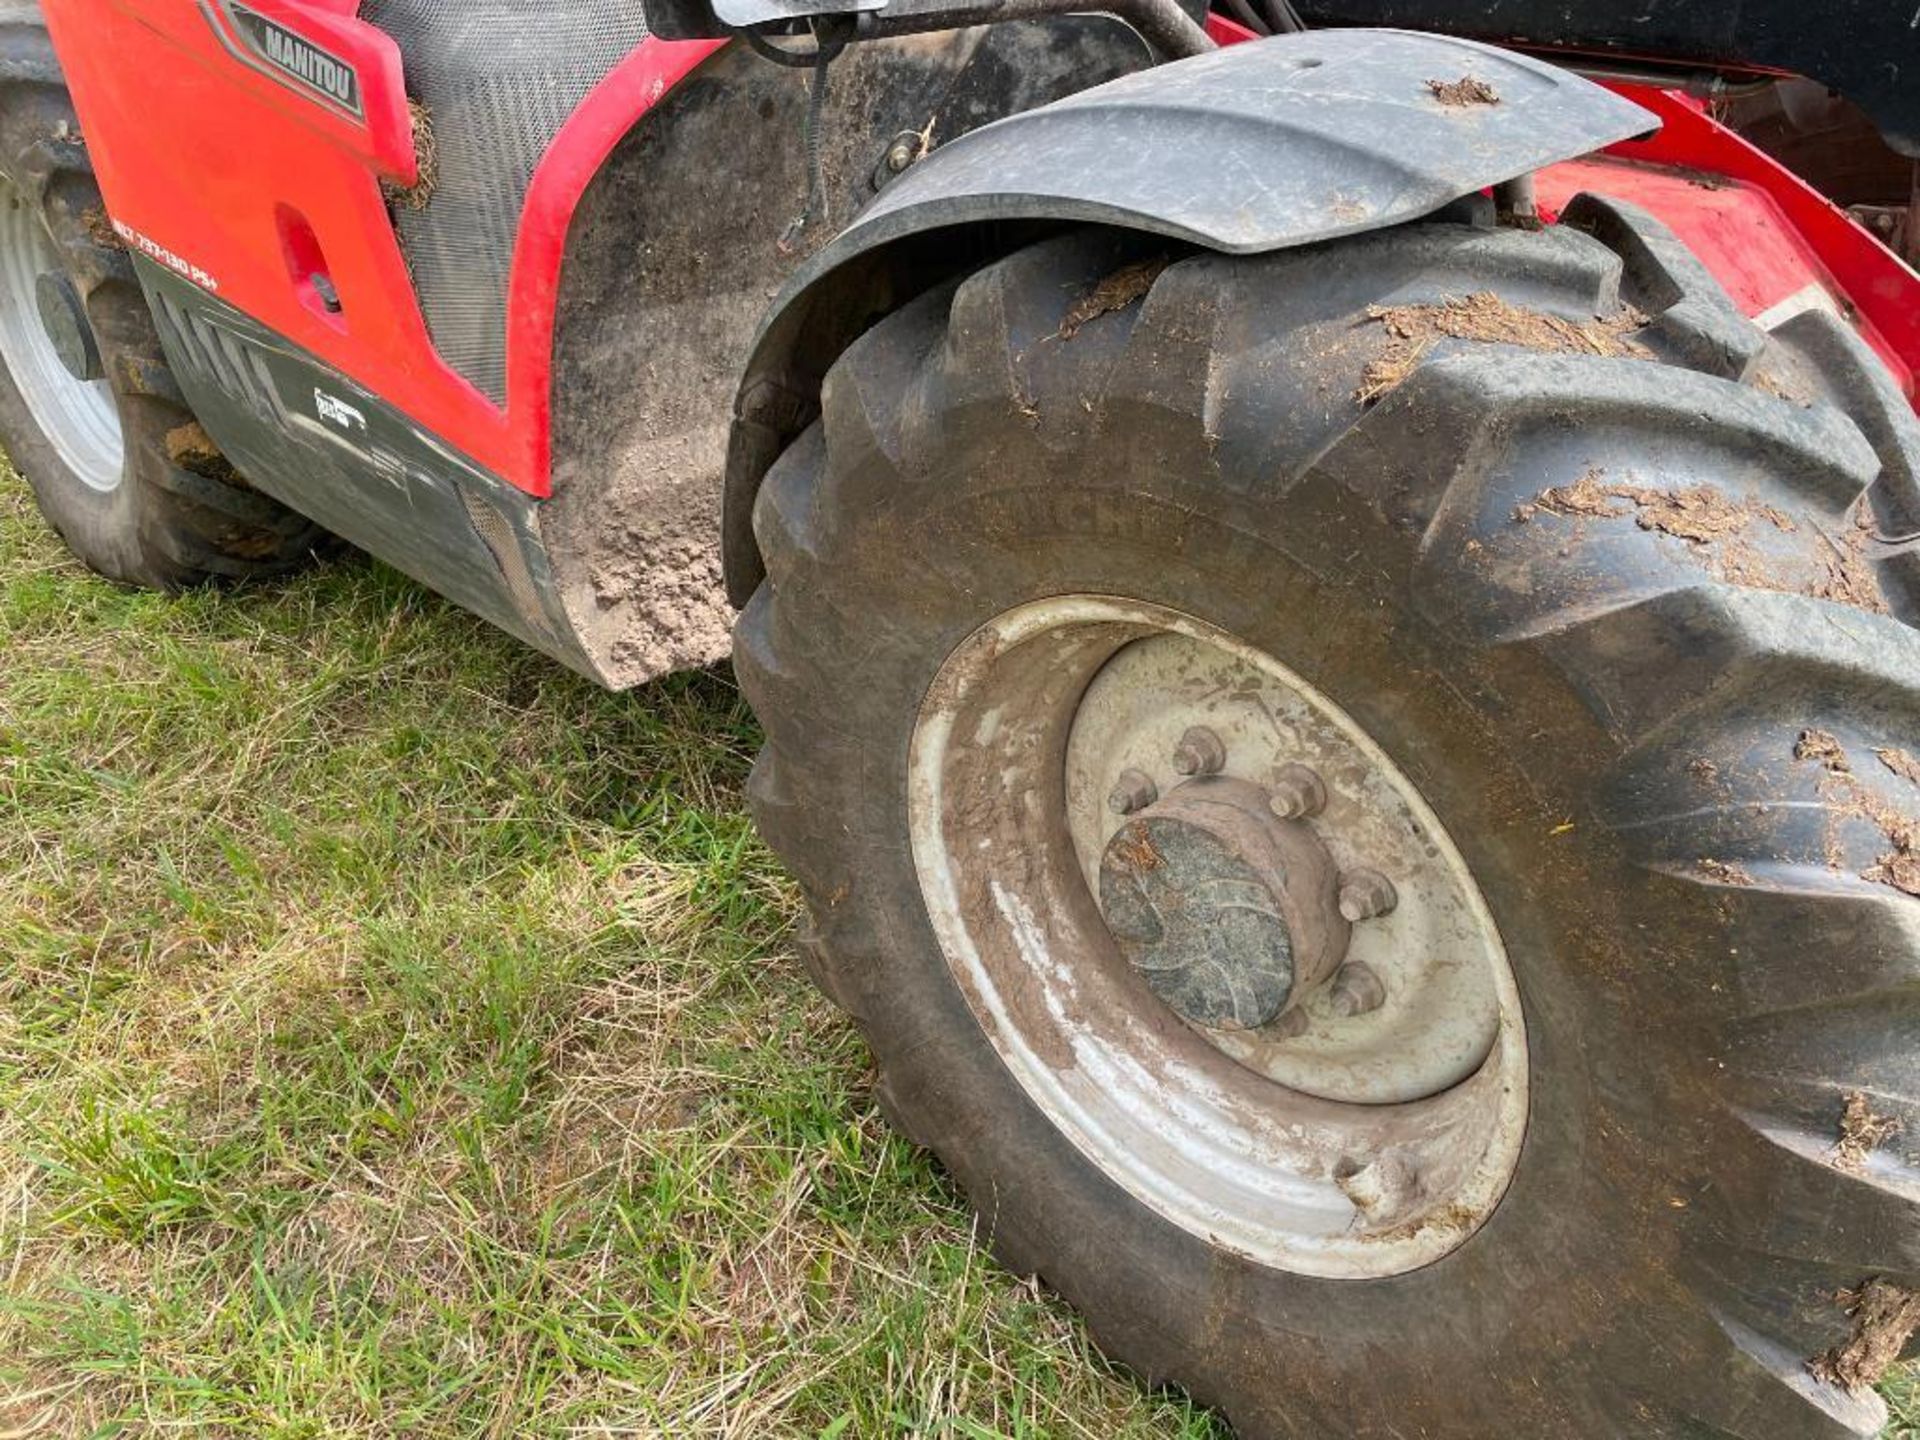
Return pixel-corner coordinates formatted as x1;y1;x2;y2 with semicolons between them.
909;596;1529;1278
1098;775;1351;1031
1069;633;1501;1105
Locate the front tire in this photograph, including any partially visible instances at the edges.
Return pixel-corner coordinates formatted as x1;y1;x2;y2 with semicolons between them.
0;6;322;588
741;205;1920;1436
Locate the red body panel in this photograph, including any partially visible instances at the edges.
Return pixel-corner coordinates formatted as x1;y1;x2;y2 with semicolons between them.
42;0;720;495
43;4;1920;508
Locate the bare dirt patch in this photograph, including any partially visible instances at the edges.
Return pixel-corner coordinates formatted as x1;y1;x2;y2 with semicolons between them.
1427;76;1500;107
1833;1091;1902;1172
1810;1280;1920;1391
1058;257;1170;341
1358;293;1648;404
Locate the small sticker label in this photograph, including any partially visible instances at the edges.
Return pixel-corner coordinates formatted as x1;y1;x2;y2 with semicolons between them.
225;3;362;117
314;388;368;433
111;219;219;292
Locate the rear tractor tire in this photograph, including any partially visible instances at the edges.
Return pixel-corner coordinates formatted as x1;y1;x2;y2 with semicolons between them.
0;7;321;588
740;201;1920;1436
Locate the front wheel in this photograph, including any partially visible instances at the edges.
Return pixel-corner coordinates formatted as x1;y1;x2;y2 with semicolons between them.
740;206;1920;1435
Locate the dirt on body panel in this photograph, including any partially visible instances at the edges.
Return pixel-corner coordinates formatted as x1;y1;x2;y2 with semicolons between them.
1426;75;1500;107
543;24;1156;688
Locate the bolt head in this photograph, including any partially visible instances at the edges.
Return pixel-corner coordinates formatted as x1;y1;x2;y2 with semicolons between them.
1268;763;1328;820
1107;768;1159;816
1328;960;1386;1017
886;142;914;173
1338;868;1398;923
1171;725;1227;777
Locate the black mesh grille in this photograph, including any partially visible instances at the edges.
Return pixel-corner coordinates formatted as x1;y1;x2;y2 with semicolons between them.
356;2;650;404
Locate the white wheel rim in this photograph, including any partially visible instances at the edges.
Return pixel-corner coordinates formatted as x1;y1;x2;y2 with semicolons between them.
909;596;1529;1279
0;184;122;491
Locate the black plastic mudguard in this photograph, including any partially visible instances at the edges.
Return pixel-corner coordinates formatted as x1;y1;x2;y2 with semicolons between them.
133;256;603;681
721;27;1656;603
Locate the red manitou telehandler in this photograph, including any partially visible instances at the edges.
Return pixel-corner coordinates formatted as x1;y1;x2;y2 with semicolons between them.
10;0;1920;1430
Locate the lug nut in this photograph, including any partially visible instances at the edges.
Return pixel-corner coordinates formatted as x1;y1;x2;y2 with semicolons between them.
1268;763;1328;820
1338;868;1398;923
1328;961;1386;1017
1171;726;1227;777
885;138;916;173
1107;768;1159;816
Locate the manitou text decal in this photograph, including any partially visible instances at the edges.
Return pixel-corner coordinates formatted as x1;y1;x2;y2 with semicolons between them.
221;3;363;118
110;219;219;293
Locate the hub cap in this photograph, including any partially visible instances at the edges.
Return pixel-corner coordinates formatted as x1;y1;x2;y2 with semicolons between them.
1098;777;1348;1031
909;597;1528;1278
0;184;122;491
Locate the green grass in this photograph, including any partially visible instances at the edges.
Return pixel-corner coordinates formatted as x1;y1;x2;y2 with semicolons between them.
0;472;1224;1439
0;468;1911;1438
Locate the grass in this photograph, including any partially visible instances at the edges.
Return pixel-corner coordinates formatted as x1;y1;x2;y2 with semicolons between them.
0;467;1911;1438
0;471;1224;1439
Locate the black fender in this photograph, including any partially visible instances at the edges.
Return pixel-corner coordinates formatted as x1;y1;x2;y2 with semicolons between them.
721;27;1655;603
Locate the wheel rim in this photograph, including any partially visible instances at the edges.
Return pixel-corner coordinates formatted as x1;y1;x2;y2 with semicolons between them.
0;184;122;492
909;596;1529;1279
